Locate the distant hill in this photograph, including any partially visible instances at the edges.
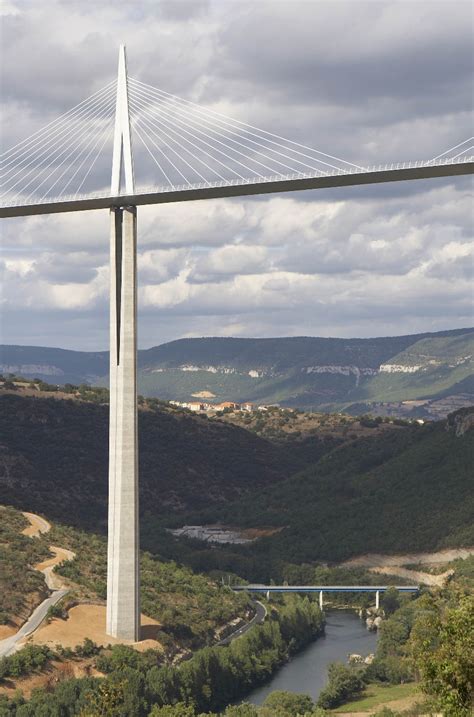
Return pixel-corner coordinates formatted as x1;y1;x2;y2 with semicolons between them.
1;327;473;414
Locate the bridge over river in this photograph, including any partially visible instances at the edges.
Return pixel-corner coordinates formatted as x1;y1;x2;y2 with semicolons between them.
232;585;419;609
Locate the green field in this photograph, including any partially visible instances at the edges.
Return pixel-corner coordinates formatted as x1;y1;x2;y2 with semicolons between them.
332;682;419;712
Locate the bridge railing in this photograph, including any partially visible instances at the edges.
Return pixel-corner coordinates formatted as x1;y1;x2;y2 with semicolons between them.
1;155;472;209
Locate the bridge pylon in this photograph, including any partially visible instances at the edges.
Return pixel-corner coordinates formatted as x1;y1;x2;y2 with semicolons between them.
106;45;140;641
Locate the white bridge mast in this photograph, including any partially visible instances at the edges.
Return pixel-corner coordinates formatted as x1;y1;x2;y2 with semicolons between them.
106;45;140;640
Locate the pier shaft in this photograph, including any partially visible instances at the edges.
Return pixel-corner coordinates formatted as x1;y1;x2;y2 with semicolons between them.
106;206;140;640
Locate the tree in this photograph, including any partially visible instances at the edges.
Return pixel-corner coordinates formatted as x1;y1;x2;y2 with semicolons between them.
317;663;365;709
223;705;259;717
381;587;401;616
78;680;126;717
148;704;197;717
410;594;474;716
261;690;314;716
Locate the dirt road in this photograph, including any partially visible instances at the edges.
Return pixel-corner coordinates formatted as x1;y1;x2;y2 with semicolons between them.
0;511;75;657
341;547;474;587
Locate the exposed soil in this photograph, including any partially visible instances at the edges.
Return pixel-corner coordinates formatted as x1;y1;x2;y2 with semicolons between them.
0;626;17;640
24;604;163;652
0;656;103;698
240;526;284;539
21;511;51;537
369;565;453;588
342;547;474;568
341;547;474;587
34;546;75;590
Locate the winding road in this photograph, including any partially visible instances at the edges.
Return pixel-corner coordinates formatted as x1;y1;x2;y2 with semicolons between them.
217;600;267;646
0;512;75;658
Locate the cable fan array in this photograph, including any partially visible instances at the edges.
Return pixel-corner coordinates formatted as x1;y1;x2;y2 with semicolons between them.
127;77;365;189
429;136;474;162
0;74;472;208
0;82;117;204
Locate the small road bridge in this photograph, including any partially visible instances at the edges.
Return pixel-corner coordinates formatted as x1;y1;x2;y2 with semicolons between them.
232;585;420;609
1;45;469;641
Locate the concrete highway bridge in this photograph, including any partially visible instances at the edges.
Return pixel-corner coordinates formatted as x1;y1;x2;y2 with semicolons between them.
232;584;419;609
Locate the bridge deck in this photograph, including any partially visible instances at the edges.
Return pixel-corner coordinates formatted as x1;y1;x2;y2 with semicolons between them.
232;585;419;593
1;161;472;218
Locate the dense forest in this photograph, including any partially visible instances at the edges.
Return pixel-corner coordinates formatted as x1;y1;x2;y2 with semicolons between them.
0;393;330;529
1;392;473;577
180;414;474;569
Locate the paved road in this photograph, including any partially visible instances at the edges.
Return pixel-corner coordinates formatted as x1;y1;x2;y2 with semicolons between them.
217;600;267;646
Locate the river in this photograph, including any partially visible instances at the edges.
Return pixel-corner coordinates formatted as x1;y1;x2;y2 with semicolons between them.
246;610;378;705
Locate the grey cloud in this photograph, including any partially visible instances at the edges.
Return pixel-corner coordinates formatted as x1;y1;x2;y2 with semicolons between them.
426;253;474;281
1;0;473;350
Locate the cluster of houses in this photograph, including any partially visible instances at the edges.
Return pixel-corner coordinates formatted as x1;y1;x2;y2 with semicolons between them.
169;399;256;413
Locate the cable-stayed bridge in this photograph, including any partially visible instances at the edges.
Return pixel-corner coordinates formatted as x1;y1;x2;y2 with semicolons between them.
1;69;472;218
1;47;472;644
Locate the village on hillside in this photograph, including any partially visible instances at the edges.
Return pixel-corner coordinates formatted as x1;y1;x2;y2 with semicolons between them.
169;399;259;413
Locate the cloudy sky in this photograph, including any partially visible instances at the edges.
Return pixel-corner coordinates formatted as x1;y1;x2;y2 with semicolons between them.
1;0;473;350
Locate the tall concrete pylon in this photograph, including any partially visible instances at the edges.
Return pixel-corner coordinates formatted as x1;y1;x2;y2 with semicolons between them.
106;45;140;641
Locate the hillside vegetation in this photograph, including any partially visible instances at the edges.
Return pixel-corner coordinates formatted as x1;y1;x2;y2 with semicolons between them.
0;505;250;656
207;413;474;565
346;332;474;404
0;508;50;626
0;393;324;529
0;391;472;574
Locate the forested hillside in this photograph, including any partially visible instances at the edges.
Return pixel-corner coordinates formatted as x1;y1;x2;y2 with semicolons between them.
0;391;472;574
198;411;474;566
0;393;329;529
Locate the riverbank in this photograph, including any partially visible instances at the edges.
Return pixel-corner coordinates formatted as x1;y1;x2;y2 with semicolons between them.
0;595;325;714
246;610;378;705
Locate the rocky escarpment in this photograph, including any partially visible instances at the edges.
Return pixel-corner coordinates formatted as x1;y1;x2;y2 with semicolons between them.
446;406;474;437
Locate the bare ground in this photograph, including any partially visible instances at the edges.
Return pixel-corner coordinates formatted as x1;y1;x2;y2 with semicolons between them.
341;547;474;586
21;511;51;538
34;546;76;590
0;656;103;698
24;604;163;652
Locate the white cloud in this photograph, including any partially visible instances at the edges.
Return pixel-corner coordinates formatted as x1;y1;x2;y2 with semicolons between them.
1;0;472;349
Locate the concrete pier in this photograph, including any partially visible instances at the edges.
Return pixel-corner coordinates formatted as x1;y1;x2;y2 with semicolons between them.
106;205;140;640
